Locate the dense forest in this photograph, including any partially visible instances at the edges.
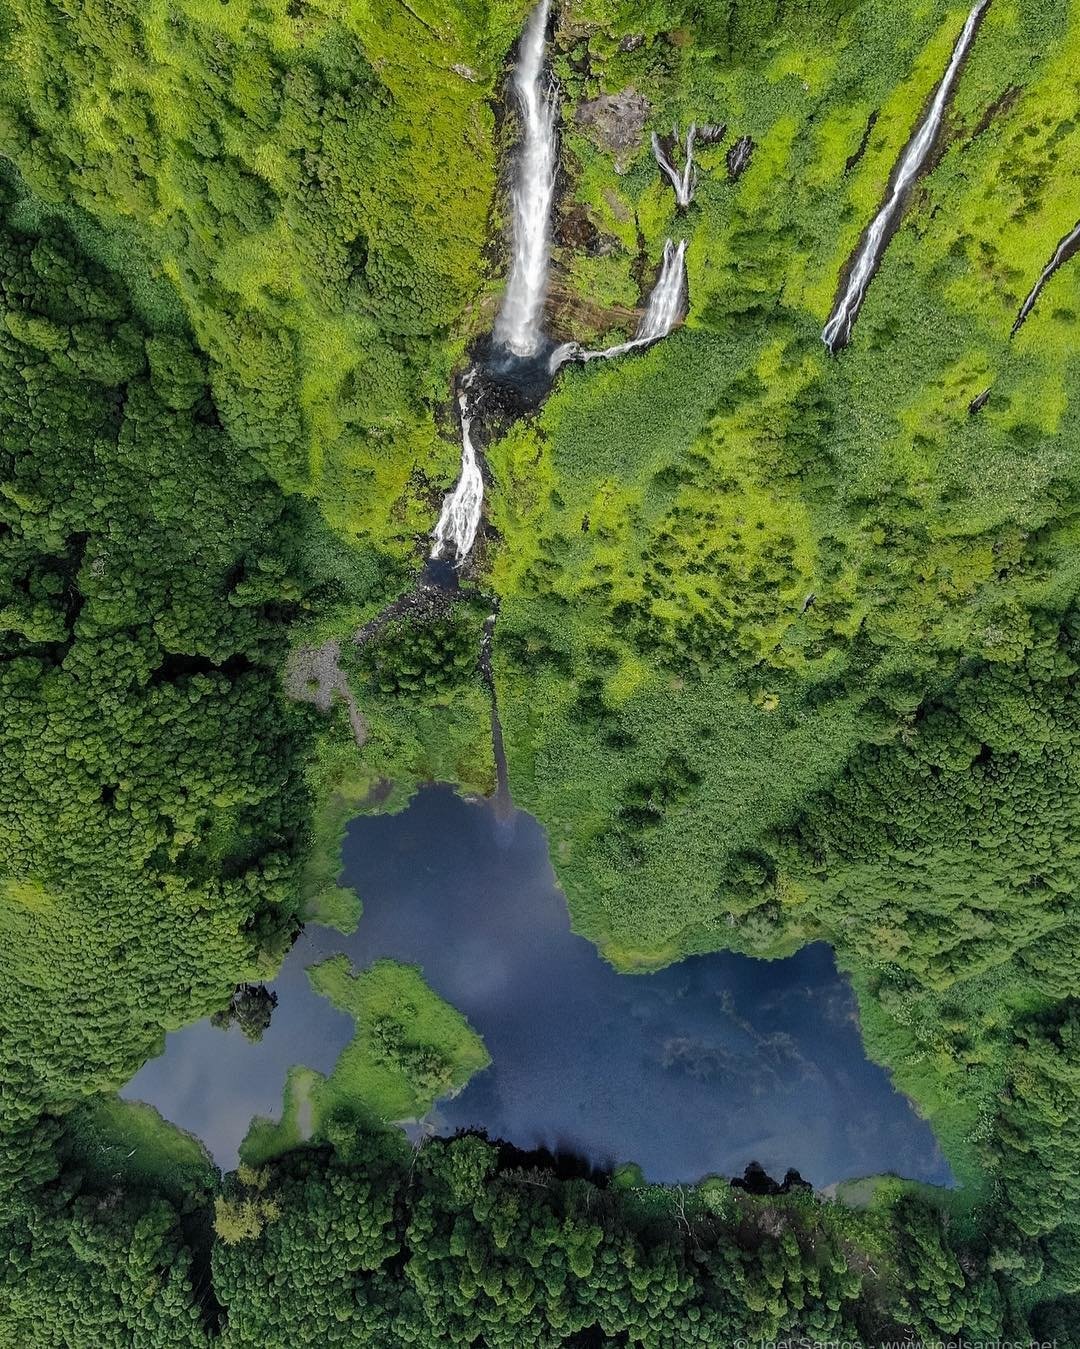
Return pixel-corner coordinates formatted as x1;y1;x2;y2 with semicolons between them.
0;0;1079;1341
3;1125;1053;1347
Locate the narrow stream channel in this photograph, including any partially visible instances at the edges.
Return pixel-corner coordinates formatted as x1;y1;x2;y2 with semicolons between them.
123;785;952;1188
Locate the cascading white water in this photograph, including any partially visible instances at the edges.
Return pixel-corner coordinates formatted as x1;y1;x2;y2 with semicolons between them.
634;239;689;343
430;373;485;563
492;0;557;358
1011;218;1080;336
431;1;693;564
821;0;990;354
652;125;697;208
555;239;687;368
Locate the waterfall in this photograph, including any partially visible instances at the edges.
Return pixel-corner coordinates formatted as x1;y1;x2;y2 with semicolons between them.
430;374;484;563
559;239;686;367
1011;218;1080;337
430;1;692;566
821;0;990;354
652;125;697;208
492;0;557;359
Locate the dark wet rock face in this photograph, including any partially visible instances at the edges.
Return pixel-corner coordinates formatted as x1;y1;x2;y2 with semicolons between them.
698;122;727;146
474;337;560;412
845;111;878;173
575;88;650;154
1011;218;1080;337
557;205;601;253
727;134;755;181
969;388;991;415
968;85;1020;143
618;32;644;53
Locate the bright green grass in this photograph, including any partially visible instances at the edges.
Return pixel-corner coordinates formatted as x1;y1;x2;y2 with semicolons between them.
239;1065;323;1168
62;1097;217;1199
306;956;491;1124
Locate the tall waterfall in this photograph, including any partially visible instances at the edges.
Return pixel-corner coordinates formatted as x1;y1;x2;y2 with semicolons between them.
1011;218;1080;337
431;0;691;566
431;374;484;562
821;0;990;354
492;0;557;359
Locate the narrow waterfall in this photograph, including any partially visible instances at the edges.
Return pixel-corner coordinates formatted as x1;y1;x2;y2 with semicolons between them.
492;0;557;359
652;125;697;208
635;239;689;342
431;374;484;562
1011;218;1080;337
821;0;990;354
565;239;687;366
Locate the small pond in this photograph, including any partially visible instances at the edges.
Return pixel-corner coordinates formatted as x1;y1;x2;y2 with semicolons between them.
123;785;951;1187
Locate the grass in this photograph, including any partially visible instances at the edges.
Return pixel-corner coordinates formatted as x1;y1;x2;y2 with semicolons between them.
62;1097;217;1200
239;1065;322;1168
305;956;491;1124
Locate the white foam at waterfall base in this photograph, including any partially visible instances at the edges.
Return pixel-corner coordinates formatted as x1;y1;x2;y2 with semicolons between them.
430;376;484;564
821;0;989;354
492;0;556;359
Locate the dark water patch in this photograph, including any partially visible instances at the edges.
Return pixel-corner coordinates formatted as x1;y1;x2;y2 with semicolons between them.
478;336;563;409
123;786;952;1188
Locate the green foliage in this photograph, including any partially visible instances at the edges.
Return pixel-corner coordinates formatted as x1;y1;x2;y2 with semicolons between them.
993;1002;1080;1246
211;985;279;1044
0;178;328;1160
303;956;491;1128
1;1130;1028;1346
491;0;1080;966
892;1196;1002;1339
0;0;529;544
0;1188;210;1347
59;1098;216;1203
351;609;484;698
1;0;1079;1336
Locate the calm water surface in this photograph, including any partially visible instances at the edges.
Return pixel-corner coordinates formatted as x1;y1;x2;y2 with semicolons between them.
123;785;951;1187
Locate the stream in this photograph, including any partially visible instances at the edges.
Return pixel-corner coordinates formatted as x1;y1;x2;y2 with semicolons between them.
123;785;952;1188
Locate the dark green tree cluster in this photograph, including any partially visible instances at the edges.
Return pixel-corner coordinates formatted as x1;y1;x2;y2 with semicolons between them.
892;1197;1003;1341
368;1016;455;1099
211;986;279;1044
993;1003;1080;1262
350;607;486;699
0;173;323;1193
0;1183;210;1348
749;612;1080;988
0;1126;1028;1346
570;0;859;67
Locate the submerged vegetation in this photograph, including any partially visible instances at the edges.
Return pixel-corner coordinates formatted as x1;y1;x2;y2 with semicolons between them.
0;0;1078;1340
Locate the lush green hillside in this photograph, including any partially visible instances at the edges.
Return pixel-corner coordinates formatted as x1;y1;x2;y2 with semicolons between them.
0;0;1079;1341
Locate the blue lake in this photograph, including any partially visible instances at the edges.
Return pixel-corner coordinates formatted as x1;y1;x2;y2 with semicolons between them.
123;784;951;1187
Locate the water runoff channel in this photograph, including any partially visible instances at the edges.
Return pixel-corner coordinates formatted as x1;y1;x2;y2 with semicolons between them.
123;2;967;1190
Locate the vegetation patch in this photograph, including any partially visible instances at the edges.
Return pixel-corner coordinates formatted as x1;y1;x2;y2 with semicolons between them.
305;956;491;1127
